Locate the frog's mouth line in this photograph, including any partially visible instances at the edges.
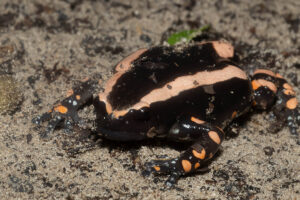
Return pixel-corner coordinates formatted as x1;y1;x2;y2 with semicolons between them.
97;127;146;141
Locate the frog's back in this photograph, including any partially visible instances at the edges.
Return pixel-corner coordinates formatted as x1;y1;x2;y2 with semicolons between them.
150;69;252;129
106;43;244;111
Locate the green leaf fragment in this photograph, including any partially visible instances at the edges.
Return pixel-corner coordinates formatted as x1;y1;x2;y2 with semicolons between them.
167;25;210;45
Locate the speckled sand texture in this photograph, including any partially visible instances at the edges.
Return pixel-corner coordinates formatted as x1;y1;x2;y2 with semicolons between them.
0;0;299;199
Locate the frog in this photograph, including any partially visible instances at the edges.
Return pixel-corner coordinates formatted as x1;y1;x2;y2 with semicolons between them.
32;41;299;186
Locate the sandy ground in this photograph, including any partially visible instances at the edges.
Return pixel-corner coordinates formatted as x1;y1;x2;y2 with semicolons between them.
0;0;299;199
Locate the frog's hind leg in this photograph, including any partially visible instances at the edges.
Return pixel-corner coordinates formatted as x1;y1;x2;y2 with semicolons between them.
251;69;299;135
32;78;96;138
145;116;224;187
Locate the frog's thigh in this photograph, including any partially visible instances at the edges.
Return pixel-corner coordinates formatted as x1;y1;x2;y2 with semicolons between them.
168;116;225;168
146;116;224;186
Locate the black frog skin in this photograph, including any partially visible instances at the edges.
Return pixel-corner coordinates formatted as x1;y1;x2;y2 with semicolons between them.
33;41;299;186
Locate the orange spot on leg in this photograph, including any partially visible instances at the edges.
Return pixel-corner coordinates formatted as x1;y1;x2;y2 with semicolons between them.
208;131;221;144
153;166;160;172
190;116;205;124
192;149;206;160
252;79;277;93
251;80;261;90
286;98;298;109
181;160;192;173
76;95;81;100
194;163;200;169
257;79;277;93
54;105;68;114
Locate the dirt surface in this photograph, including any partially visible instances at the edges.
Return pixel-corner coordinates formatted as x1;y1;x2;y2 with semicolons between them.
0;0;299;199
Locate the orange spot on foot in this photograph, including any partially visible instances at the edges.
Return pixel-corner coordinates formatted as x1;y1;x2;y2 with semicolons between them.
76;95;81;100
54;105;68;114
208;131;221;144
192;149;206;160
194;163;200;169
286;98;298;109
182;160;192;173
190;116;205;124
153;166;160;171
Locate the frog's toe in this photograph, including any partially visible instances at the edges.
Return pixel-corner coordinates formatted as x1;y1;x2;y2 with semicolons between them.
39;114;64;138
62;118;76;134
165;172;181;188
32;111;52;125
287;109;300;135
268;111;285;133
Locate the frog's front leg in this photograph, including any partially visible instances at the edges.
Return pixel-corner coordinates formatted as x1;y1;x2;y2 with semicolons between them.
32;79;96;138
251;69;299;135
145;116;224;187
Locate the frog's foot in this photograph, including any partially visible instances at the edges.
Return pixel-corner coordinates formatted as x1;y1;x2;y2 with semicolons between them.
272;76;299;135
32;79;95;138
144;159;182;187
32;102;84;138
269;104;300;135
